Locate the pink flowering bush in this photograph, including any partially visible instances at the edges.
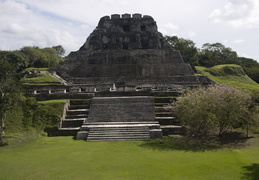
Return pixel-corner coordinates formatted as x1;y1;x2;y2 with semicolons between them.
174;85;257;137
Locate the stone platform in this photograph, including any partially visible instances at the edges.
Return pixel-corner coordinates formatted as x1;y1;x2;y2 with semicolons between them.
76;96;162;141
57;96;184;141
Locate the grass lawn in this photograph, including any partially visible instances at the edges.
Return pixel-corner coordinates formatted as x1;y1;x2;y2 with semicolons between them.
196;65;259;90
21;73;62;86
1;136;259;180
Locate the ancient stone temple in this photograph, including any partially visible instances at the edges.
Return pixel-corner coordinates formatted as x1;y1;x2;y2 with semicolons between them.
55;13;212;93
43;14;214;141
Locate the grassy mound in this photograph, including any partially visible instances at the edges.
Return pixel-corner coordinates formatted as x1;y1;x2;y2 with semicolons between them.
196;64;259;89
21;72;61;85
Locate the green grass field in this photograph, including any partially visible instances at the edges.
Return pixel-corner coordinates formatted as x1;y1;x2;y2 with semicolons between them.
21;73;62;85
196;65;259;90
1;136;259;180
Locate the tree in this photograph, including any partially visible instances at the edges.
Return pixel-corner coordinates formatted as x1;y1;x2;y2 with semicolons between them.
52;45;65;57
198;43;239;67
20;46;63;68
243;67;259;83
0;51;29;72
237;57;259;83
165;36;199;65
174;85;256;137
0;59;21;143
42;47;64;68
238;57;259;68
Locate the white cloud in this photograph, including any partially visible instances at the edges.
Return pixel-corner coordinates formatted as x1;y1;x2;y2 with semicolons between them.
187;31;196;38
0;0;88;54
161;23;180;31
159;23;180;36
208;0;259;28
233;39;246;44
0;0;258;61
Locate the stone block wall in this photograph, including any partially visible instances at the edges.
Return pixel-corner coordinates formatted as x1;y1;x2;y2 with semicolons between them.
87;96;156;122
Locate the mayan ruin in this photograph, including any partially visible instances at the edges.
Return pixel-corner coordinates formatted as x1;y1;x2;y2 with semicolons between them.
52;13;212;95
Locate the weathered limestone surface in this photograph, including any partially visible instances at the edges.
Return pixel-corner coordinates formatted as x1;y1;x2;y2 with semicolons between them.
76;96;162;141
87;96;155;122
55;13;212;90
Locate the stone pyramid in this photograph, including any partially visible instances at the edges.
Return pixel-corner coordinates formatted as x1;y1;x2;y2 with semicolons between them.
55;13;212;93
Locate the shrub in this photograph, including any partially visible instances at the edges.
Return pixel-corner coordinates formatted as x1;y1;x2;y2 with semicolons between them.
174;85;257;137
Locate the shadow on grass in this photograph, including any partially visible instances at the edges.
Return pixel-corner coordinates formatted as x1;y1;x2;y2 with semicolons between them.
0;142;8;147
140;132;251;152
242;163;259;180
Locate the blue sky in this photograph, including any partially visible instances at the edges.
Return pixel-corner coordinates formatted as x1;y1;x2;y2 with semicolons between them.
0;0;258;61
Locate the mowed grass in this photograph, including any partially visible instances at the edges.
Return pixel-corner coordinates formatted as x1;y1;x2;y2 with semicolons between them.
196;65;259;90
1;136;259;180
21;73;61;85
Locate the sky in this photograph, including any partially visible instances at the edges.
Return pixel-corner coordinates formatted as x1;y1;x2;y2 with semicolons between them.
0;0;259;61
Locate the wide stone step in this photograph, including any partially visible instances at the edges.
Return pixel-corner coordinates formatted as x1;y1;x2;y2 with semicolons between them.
62;118;86;121
58;127;81;130
80;124;160;131
90;131;149;136
88;135;150;138
154;103;171;107
61;119;85;128
70;100;91;106
155;112;173;115
156;117;175;120
89;129;150;133
160;125;185;135
66;109;89;115
154;107;168;112
87;136;150;141
83;121;160;126
88;133;150;137
86;124;151;141
69;105;90;110
65;114;88;119
67;109;89;112
154;98;174;103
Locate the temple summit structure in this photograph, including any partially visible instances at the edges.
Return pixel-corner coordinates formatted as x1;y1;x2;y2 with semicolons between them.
55;13;212;94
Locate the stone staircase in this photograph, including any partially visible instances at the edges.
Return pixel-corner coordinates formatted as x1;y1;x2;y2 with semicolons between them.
84;123;151;141
76;96;162;141
154;98;185;135
57;97;184;141
59;100;91;131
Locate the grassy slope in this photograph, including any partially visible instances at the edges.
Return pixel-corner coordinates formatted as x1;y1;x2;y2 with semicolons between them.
21;68;61;85
196;64;259;90
21;73;61;85
1;136;259;180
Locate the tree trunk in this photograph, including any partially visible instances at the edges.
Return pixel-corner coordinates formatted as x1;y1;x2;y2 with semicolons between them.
0;113;3;144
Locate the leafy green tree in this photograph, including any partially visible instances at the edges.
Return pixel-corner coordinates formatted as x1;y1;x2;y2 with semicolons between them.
237;57;259;83
52;45;65;57
165;36;199;65
20;46;49;67
198;43;239;67
20;46;63;68
0;59;21;143
174;85;256;137
43;48;64;68
243;67;259;83
238;57;259;68
0;51;29;72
